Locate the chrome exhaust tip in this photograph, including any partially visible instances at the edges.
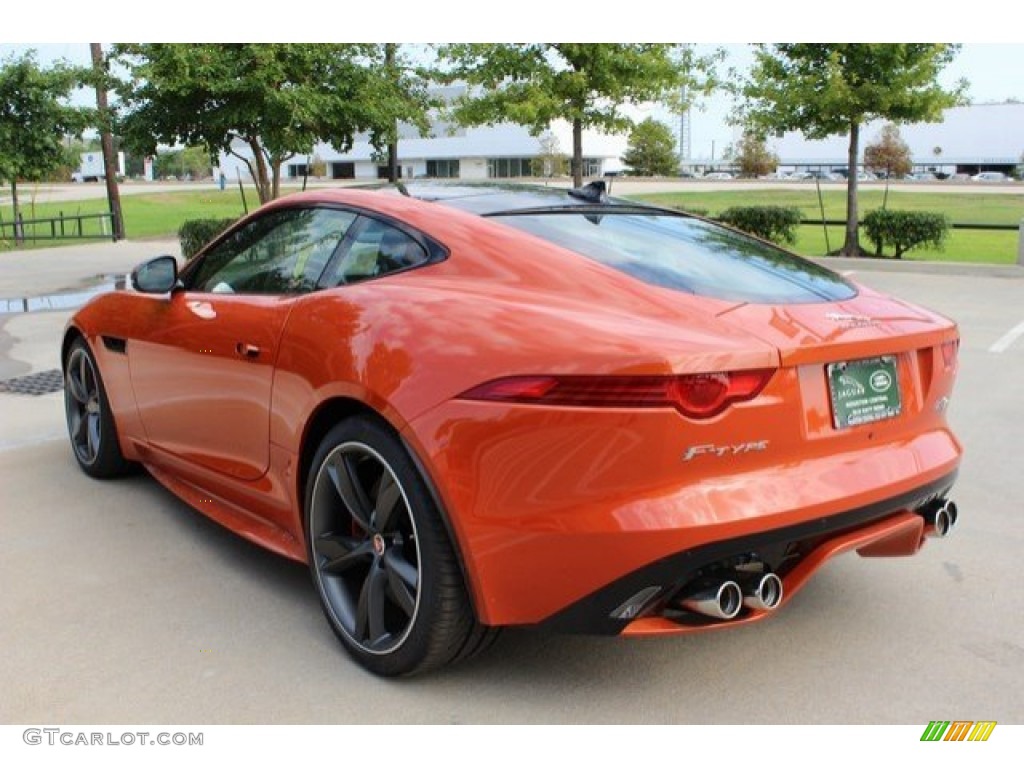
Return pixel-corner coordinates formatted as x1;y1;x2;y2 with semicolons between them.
923;499;958;538
943;500;958;532
679;580;743;620
739;572;784;612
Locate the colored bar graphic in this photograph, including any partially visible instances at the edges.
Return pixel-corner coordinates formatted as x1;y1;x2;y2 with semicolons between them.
945;721;973;741
968;722;997;742
921;721;950;741
920;720;996;742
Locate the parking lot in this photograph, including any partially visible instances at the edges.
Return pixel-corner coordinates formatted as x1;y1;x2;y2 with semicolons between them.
1;242;1022;724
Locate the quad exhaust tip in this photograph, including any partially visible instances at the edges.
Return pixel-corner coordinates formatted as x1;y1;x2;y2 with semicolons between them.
679;580;743;620
924;499;959;538
740;572;784;612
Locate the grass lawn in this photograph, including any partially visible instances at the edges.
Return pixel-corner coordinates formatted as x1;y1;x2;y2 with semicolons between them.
1;189;261;248
3;186;1022;264
629;188;1024;226
630;188;1024;264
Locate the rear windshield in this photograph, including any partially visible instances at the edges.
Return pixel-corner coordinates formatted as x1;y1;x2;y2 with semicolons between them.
491;211;856;304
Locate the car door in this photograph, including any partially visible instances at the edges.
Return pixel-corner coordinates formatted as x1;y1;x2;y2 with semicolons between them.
128;206;357;480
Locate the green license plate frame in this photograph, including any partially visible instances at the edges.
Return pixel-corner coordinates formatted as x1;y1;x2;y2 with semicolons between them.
827;355;902;429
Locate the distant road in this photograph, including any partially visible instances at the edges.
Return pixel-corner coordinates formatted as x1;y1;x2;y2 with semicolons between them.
3;178;1021;205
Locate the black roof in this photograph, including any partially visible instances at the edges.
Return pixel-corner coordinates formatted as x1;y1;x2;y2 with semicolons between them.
366;181;658;217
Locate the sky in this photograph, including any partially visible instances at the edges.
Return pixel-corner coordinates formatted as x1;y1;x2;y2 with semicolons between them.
684;44;1024;160
3;31;1022;162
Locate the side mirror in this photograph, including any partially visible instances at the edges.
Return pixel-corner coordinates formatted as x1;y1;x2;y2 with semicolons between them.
131;255;180;294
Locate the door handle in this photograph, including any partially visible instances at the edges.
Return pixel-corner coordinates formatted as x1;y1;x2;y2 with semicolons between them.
236;342;261;359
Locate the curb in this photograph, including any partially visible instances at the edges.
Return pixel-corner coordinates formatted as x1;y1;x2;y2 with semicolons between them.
812;256;1023;279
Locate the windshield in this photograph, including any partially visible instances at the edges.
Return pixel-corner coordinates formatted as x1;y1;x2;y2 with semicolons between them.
490;211;857;304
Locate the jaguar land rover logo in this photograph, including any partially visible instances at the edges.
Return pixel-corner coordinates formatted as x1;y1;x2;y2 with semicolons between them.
837;373;865;396
869;370;893;393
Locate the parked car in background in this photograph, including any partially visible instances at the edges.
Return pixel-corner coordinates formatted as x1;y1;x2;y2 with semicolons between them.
704;171;733;180
971;171;1008;182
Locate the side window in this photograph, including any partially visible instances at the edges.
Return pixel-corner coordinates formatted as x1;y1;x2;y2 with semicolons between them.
326;217;429;286
188;208;356;295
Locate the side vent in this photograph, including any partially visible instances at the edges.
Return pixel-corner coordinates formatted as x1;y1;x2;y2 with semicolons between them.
102;336;127;355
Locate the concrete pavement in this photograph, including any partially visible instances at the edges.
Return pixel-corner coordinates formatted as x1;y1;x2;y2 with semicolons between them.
0;240;178;381
1;239;1022;724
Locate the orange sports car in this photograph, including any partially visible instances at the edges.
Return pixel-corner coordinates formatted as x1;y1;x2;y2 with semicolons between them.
63;182;961;676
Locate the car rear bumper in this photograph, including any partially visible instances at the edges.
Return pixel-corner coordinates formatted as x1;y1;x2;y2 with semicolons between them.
540;470;957;635
406;404;962;629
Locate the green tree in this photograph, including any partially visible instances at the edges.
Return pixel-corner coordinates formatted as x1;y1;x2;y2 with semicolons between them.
730;132;779;178
864;123;913;177
621;118;678;176
0;52;90;234
437;44;718;187
154;146;213;180
371;44;434;182
739;44;964;256
113;44;428;203
531;131;569;177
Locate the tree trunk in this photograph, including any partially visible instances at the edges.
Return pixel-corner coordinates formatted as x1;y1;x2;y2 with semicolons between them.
248;138;272;203
840;120;861;257
385;43;399;183
572;118;583;188
10;180;22;244
91;43;125;241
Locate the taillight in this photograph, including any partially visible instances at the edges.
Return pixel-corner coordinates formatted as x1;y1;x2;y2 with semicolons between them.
941;339;959;371
458;370;774;420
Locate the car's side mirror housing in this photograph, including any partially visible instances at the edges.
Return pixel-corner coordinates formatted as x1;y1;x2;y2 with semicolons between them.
131;255;180;294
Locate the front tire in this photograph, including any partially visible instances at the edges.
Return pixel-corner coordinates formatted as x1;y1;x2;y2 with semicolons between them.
305;416;487;676
63;338;130;478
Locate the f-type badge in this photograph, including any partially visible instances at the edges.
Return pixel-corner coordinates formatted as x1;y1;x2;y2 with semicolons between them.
682;440;770;462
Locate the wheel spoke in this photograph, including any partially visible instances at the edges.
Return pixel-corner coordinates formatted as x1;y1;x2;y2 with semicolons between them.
86;413;100;458
372;471;403;532
79;353;92;398
69;408;85;443
384;549;417;617
67;363;88;404
354;561;388;645
317;533;373;574
383;547;419;591
326;454;373;530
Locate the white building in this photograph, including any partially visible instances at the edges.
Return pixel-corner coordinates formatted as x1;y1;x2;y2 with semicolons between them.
767;102;1024;175
216;87;630;182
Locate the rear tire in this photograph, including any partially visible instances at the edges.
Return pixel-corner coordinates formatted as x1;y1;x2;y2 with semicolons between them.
305;416;487;676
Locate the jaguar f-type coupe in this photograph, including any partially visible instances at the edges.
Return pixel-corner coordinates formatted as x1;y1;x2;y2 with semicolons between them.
63;182;962;676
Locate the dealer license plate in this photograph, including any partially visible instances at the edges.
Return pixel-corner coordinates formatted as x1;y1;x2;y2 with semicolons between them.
827;355;901;429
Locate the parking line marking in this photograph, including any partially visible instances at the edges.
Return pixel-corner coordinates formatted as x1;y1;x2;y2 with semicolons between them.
0;432;64;453
990;321;1024;353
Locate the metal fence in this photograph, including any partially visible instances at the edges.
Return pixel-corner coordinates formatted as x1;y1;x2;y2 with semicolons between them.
797;219;1023;264
0;210;117;245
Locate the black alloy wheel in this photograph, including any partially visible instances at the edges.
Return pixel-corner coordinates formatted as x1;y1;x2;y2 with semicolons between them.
305;417;497;676
64;338;129;478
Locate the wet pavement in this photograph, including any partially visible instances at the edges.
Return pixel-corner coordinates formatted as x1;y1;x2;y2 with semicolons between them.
0;239;178;381
0;273;129;315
